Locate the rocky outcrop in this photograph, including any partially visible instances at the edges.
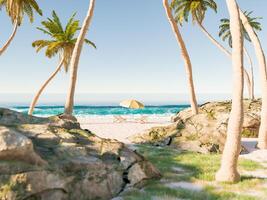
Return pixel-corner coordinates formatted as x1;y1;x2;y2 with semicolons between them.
0;108;161;200
130;99;261;154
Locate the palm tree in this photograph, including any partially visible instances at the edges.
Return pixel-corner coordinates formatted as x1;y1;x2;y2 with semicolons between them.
163;0;198;115
64;0;96;116
0;0;42;55
238;9;267;149
170;0;253;99
219;11;262;100
28;11;96;115
216;0;244;182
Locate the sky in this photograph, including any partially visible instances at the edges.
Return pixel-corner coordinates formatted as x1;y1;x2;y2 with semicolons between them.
0;0;267;105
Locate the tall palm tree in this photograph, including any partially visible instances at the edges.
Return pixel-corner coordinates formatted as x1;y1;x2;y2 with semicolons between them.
163;0;198;115
0;0;42;55
170;0;253;99
216;0;244;183
64;0;96;116
28;11;96;115
239;9;267;149
219;11;262;100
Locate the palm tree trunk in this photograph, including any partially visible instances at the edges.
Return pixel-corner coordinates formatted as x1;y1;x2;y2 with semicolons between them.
243;63;252;100
0;22;18;56
239;10;267;149
216;0;244;183
197;20;253;99
163;0;198;115
28;59;64;115
244;47;255;100
64;0;96;115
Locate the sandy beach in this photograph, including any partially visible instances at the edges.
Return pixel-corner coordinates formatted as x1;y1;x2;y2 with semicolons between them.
78;115;172;143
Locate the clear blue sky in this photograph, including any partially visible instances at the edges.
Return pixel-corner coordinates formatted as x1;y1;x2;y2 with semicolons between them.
0;0;266;104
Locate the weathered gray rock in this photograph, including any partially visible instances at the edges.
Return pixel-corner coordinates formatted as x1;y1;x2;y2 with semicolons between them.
0;108;160;200
49;114;81;129
130;99;262;154
0;126;46;165
128;161;161;187
0;171;72;200
0;108;48;125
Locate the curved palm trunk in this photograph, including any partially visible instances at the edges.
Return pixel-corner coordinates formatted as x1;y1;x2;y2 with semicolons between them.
216;0;244;183
239;10;267;149
0;22;18;56
244;47;255;100
28;59;64;115
197;20;254;99
64;0;96;115
163;0;198;115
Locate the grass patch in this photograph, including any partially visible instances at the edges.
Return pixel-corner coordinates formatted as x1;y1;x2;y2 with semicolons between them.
121;145;266;200
239;159;265;171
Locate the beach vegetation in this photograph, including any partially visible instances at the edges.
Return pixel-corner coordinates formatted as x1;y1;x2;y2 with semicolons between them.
0;0;42;55
171;0;254;100
28;11;96;115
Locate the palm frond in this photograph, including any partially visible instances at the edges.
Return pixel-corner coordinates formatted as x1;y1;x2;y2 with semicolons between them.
33;11;96;72
171;0;217;25
1;0;42;25
218;10;262;48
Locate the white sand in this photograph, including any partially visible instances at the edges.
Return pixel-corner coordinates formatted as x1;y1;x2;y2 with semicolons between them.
78;115;172;144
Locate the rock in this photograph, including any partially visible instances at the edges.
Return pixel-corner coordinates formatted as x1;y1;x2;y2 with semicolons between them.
130;99;262;154
0;108;160;200
38;190;67;200
70;169;124;200
49;114;80;129
119;148;143;170
0;126;46;165
0;171;72;200
0;108;48;126
128;161;161;187
130;125;179;146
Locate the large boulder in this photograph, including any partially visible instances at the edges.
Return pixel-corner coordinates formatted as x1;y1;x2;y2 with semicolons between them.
0;127;46;165
0;108;161;200
130;99;261;153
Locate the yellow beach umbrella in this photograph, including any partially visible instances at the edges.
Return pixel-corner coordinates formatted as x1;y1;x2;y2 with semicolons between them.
120;99;145;109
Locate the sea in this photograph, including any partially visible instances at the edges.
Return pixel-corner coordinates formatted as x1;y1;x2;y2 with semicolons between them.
12;105;189;118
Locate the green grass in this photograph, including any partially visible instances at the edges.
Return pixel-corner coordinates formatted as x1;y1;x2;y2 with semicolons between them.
239;159;265;171
121;145;267;200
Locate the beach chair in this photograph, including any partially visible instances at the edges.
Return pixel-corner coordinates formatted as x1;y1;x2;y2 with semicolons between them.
113;115;127;123
135;116;148;124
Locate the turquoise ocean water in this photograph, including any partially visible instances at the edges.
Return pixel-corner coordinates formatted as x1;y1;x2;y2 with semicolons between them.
12;105;189;117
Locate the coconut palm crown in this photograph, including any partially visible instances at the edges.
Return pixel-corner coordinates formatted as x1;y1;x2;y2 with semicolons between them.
219;11;262;48
0;0;42;25
170;0;217;25
33;11;96;72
